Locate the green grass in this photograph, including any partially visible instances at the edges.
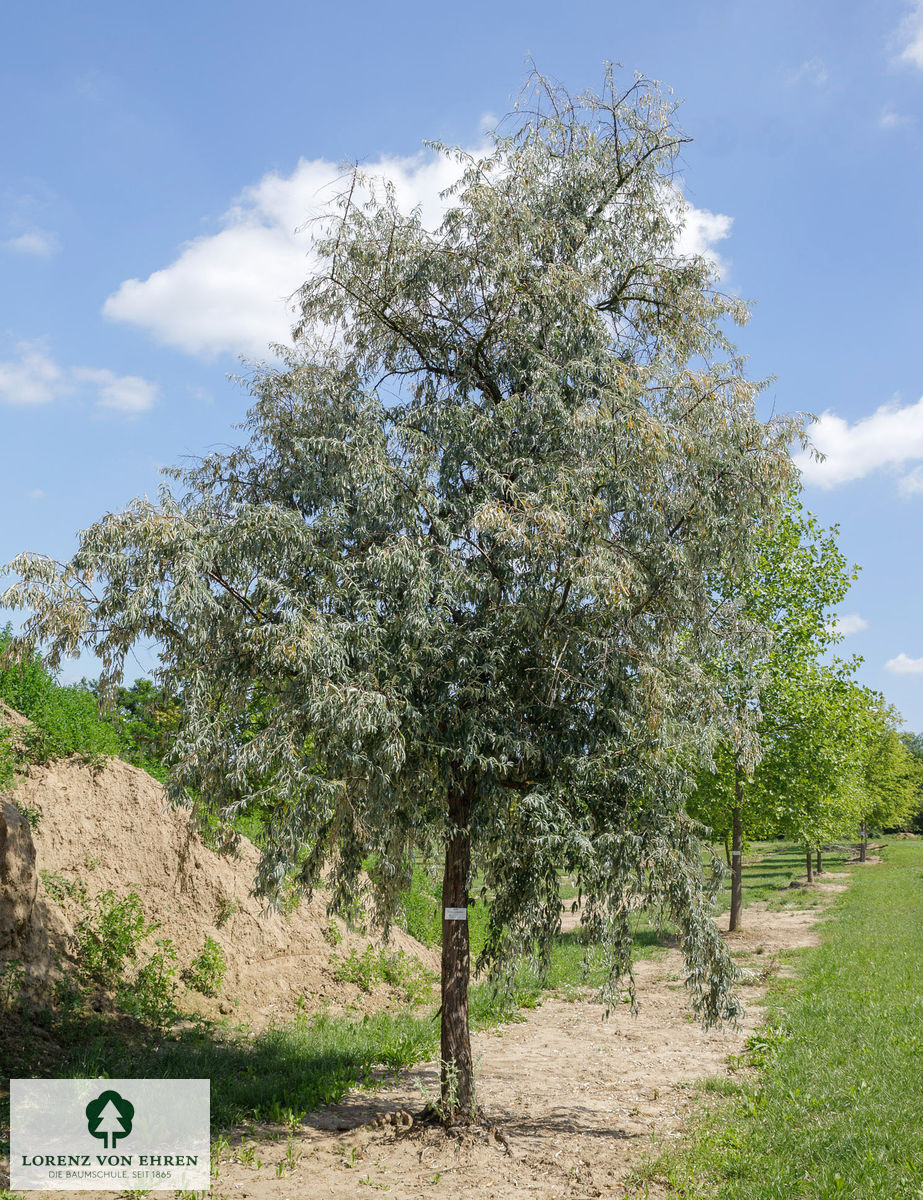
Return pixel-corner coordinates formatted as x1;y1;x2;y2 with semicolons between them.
709;842;851;915
641;841;923;1198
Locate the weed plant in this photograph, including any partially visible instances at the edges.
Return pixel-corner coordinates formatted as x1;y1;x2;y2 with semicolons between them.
183;936;227;998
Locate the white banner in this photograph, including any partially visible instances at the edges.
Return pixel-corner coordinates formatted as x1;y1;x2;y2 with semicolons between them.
11;1079;210;1191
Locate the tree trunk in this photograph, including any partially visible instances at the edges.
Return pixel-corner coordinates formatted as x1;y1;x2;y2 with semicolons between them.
806;845;813;883
724;831;731;867
440;785;475;1122
860;820;867;863
816;849;823;875
729;789;743;933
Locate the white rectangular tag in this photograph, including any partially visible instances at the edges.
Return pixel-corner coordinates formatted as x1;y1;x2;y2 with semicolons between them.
11;1079;210;1191
444;907;467;921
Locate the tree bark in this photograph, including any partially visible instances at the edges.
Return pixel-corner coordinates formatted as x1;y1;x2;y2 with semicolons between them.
860;820;867;863
815;849;823;875
806;845;813;883
724;831;731;867
440;784;475;1122
729;786;743;933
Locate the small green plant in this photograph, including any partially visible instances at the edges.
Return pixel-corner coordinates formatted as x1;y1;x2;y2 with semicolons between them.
331;946;434;1005
14;802;41;831
210;1134;230;1178
72;888;178;1026
183;935;227;997
415;1056;475;1125
236;1143;260;1169
0;957;25;1013
39;869;88;906
215;896;237;928
74;889;153;983
0;726;17;790
127;937;179;1025
322;919;343;946
274;1140;303;1181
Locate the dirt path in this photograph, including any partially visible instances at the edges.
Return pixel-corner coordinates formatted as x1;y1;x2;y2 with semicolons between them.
195;879;847;1200
8;875;848;1200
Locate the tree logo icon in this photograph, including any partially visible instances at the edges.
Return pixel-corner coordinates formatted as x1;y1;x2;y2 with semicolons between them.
85;1090;135;1149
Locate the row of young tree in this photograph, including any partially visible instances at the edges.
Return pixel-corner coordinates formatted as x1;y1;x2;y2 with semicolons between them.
689;501;921;931
1;68;916;1120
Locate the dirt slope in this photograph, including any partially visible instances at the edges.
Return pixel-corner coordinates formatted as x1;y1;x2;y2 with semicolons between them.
2;736;436;1024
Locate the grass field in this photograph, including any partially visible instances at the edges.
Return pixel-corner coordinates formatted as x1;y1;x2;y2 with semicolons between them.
639;840;923;1199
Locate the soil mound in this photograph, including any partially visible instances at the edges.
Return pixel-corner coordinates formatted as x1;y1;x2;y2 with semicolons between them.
0;711;436;1025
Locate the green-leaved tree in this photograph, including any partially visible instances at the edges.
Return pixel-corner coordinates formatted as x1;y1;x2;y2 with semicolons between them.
689;499;855;929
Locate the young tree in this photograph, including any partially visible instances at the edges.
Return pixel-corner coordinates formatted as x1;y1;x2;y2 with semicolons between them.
753;664;868;879
689;500;855;929
2;70;801;1120
898;731;923;835
858;704;921;858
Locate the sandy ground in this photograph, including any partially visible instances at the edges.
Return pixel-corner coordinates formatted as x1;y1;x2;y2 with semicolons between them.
3;752;437;1023
3;873;852;1200
208;892;842;1200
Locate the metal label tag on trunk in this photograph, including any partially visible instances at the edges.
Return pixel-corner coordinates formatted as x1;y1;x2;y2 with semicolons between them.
444;907;467;920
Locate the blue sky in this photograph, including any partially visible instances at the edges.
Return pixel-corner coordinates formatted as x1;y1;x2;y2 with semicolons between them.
2;0;923;724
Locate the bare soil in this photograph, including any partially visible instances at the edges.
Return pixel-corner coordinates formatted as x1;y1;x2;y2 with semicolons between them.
4;752;437;1024
171;885;844;1197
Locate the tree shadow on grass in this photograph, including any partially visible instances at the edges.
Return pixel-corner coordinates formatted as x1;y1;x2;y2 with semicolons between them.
0;999;439;1139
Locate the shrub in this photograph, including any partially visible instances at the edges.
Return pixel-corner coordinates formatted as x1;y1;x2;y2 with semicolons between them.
128;938;179;1025
72;888;178;1027
14;802;41;831
183;935;227;997
75;890;153;983
0;726;17;791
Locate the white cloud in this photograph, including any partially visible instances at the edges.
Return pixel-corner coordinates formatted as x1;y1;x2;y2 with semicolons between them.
832;613;869;636
104;150;735;361
72;367;158;413
899;465;923;496
26;488;46;500
897;1;923;67
103;153;467;359
786;57;830;87
0;343;71;405
795;396;923;489
879;104;915;130
3;230;60;257
676;206;732;276
885;652;923;675
0;342;157;413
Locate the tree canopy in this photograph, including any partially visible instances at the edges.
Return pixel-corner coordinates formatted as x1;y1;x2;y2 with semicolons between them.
2;68;804;1118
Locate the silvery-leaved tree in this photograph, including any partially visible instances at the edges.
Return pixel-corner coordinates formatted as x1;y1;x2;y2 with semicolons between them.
2;69;802;1121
